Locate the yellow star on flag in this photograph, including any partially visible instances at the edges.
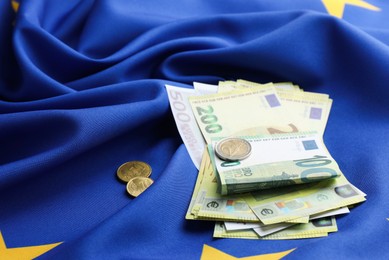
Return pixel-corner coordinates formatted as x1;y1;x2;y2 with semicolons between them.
200;244;296;260
322;0;380;18
0;231;62;260
11;0;20;12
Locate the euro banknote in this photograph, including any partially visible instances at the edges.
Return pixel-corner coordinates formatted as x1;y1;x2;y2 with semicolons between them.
225;221;294;237
253;216;338;238
170;79;366;241
223;207;349;232
185;148;209;220
186;145;354;224
221;80;332;136
236;79;302;92
193;82;218;94
214;216;337;240
210;131;342;195
167;81;331;169
165;85;206;169
243;174;366;225
185;146;347;230
188;85;304;143
186;148;259;222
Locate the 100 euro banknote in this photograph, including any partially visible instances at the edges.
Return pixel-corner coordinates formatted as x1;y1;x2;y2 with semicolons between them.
210;132;342;195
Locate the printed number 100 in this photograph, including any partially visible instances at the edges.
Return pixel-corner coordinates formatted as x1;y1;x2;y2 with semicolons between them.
195;105;222;134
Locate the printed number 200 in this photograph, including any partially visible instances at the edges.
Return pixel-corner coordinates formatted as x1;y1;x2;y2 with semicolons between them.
196;106;222;134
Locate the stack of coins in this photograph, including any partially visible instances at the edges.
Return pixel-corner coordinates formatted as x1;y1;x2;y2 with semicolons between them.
116;161;153;197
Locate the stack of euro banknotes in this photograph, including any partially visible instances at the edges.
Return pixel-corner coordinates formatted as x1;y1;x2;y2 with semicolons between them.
165;80;366;240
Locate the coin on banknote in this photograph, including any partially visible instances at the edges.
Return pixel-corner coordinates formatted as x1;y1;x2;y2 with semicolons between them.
215;137;252;161
126;177;154;197
117;161;152;182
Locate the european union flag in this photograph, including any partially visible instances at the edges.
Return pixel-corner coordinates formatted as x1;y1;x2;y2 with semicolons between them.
1;0;389;259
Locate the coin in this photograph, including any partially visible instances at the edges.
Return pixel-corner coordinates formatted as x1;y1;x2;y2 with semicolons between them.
126;177;154;197
215;137;252;161
117;161;152;183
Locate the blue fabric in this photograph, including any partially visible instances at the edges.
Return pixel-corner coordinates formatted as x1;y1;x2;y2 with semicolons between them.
1;0;389;259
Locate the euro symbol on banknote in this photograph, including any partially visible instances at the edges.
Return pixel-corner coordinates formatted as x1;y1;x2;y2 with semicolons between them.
207;201;219;209
261;208;274;216
317;194;329;201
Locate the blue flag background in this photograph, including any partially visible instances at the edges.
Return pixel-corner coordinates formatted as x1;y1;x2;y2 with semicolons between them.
1;0;389;259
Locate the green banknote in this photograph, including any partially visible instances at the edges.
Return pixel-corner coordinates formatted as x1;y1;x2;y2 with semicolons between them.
243;174;366;225
210;132;342;195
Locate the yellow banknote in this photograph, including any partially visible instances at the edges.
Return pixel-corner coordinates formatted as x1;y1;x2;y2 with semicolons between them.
244;174;366;225
186;148;209;220
231;80;332;136
275;89;332;136
189;85;303;144
186;148;260;222
236;79;302;92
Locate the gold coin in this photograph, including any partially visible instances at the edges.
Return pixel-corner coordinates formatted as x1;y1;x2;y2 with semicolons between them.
126;177;154;197
215;137;252;161
116;161;152;182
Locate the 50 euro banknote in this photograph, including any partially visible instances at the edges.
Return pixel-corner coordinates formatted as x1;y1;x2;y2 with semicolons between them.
243;174;366;225
185;148;259;222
